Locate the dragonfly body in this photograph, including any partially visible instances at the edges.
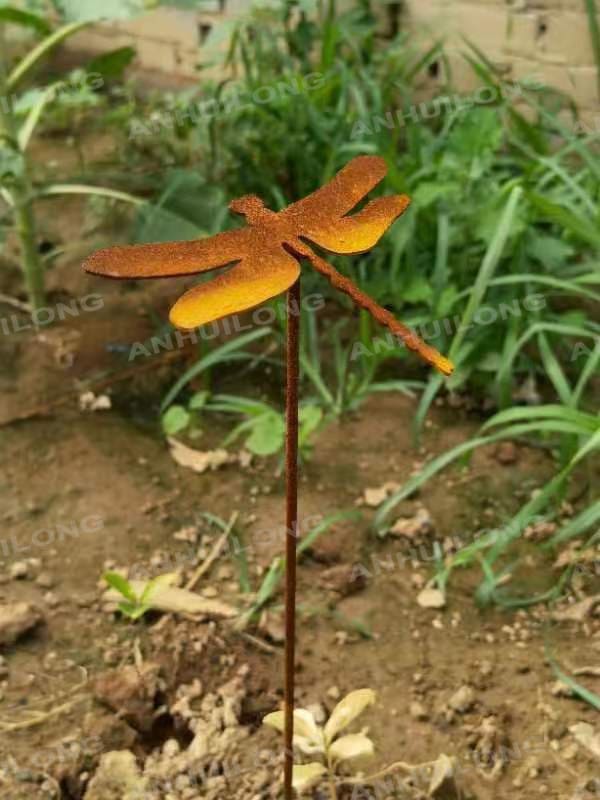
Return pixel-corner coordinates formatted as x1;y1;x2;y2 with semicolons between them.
84;155;453;376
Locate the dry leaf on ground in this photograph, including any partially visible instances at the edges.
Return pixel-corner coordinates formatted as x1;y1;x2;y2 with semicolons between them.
105;580;236;619
168;438;251;474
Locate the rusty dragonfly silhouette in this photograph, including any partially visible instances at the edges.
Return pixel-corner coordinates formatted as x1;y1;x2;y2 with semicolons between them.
83;154;453;799
84;155;452;376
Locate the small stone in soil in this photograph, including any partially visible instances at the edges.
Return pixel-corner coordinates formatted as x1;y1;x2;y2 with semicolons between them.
391;507;433;539
0;602;43;645
448;685;476;713
318;563;366;596
417;587;446;609
44;591;60;608
495;441;518;465
9;562;28;580
36;572;54;589
410;701;429;721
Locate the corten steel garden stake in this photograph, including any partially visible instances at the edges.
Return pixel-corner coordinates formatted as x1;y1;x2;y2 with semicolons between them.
284;278;300;798
83;155;453;799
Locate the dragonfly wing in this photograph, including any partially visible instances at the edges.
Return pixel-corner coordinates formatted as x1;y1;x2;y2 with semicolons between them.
282;155;388;224
169;245;300;329
300;195;410;255
83;227;253;279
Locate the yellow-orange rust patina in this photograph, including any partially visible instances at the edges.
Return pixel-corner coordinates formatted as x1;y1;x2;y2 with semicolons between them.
84;155;453;376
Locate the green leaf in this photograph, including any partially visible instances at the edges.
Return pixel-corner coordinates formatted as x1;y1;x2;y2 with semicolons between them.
103;572;137;603
402;274;433;304
497;322;598;399
412;182;459;208
547;651;600;711
481;404;598;434
537;332;572;406
161;328;271;412
527;192;600;249
18;83;61;151
134;204;206;244
161;405;190;435
245;411;285;456
38;184;143;205
413;186;523;442
527;234;574;269
87;46;136;79
545;499;600;548
436;284;459;317
0;5;51;34
118;601;140;618
188;391;209;411
299;404;323;446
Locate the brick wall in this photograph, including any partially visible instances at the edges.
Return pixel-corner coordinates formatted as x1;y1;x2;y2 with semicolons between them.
66;1;599;121
404;0;599;124
67;3;240;82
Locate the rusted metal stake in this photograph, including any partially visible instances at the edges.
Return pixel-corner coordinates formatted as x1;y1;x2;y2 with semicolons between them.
284;278;300;800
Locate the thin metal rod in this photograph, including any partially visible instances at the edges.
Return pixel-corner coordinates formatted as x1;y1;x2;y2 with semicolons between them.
306;249;452;377
284;278;300;800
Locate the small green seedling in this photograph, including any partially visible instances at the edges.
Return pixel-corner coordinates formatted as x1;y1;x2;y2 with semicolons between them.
103;571;175;620
161;391;323;460
264;688;376;797
211;395;323;459
161;391;209;436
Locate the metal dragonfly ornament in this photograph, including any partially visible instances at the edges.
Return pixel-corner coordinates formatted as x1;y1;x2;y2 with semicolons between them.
84;154;453;799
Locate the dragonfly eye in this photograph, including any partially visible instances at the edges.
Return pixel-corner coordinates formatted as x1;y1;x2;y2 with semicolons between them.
229;194;266;221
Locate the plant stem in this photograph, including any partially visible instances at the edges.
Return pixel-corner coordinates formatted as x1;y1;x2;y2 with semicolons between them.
326;754;337;800
283;279;300;800
584;0;600;102
0;27;45;311
328;774;337;799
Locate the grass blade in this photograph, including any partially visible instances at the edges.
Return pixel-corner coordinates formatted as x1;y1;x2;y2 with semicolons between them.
547;649;600;711
8;20;91;91
545;498;600;548
413;186;523;440
161;328;271;411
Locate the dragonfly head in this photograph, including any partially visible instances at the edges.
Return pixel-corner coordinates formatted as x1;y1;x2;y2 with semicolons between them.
229;194;269;224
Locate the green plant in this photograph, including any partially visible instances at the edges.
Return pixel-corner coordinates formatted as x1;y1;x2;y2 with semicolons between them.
210;394;323;458
547;646;600;711
160;327;273;412
374;343;600;607
300;316;423;418
162;391;323;458
0;6;143;309
103;571;175;620
137;12;600;416
161;390;208;436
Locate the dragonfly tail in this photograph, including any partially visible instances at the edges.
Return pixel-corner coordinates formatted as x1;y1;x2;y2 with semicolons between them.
305;251;454;377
